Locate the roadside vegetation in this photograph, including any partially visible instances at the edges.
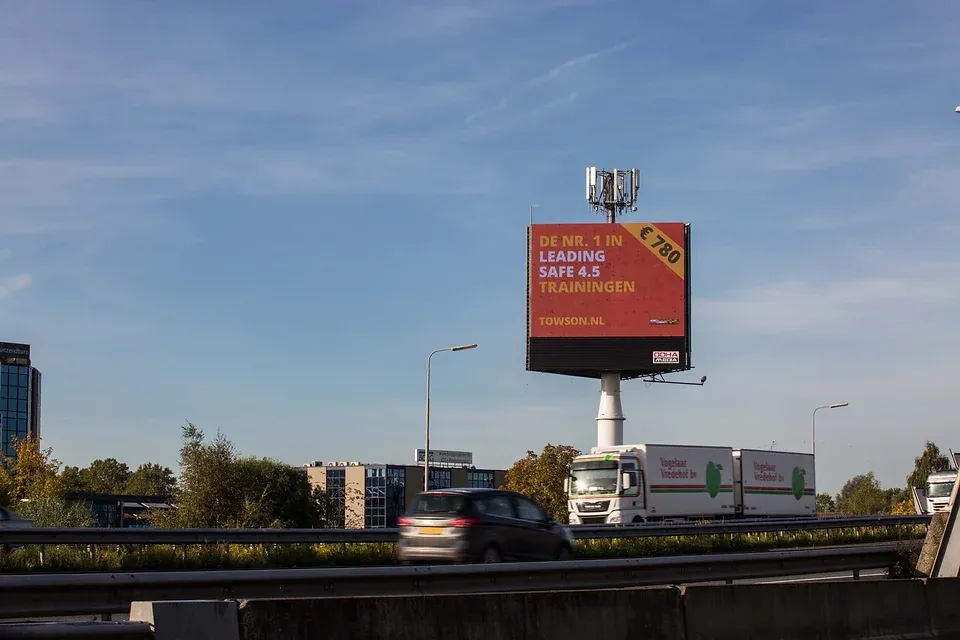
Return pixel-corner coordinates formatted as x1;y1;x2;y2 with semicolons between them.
0;524;926;573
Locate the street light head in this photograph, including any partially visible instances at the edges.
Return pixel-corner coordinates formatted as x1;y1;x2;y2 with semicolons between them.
451;343;478;352
830;402;849;409
955;106;960;114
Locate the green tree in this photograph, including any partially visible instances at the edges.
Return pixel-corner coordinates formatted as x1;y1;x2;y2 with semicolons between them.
125;463;176;496
0;436;64;506
905;441;951;493
17;497;96;527
59;465;86;493
504;443;580;523
80;458;131;494
816;492;836;513
153;423;322;528
835;472;889;515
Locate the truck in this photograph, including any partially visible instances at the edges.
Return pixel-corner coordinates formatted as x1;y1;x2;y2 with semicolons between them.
565;443;815;525
925;470;958;514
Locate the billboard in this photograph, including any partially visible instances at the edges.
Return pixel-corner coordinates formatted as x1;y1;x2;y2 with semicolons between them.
526;222;691;378
415;449;474;467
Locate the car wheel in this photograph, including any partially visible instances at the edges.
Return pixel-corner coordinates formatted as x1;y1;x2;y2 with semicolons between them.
555;545;572;561
482;546;502;563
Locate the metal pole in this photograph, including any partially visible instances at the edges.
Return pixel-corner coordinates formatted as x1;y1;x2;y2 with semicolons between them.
425;348;445;492
424;344;478;492
812;406;820;457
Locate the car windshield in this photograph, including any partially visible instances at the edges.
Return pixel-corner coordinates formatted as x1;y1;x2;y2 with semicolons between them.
928;481;955;498
408;493;467;516
570;460;619;496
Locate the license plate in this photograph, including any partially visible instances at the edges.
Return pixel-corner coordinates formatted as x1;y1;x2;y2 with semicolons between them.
419;526;443;535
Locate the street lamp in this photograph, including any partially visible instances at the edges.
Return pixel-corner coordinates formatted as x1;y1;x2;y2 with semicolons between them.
812;402;849;457
424;343;478;491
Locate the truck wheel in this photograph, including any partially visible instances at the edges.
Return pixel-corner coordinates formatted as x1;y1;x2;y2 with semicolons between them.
631;516;645;523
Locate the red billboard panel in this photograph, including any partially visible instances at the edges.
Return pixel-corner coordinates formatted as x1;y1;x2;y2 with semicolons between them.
526;222;691;378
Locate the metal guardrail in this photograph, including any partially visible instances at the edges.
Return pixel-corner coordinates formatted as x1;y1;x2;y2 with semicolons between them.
0;621;154;638
0;544;902;618
0;514;930;546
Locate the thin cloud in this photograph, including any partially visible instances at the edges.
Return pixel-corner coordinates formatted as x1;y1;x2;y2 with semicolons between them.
0;273;31;301
698;262;960;335
465;39;634;125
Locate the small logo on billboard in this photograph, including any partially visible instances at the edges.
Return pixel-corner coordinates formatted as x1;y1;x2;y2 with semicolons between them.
653;350;680;364
649;318;679;325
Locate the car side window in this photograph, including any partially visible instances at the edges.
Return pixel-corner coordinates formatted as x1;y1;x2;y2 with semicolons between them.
514;497;548;522
482;496;515;518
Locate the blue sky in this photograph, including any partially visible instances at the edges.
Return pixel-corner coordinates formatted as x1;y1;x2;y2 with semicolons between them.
1;0;958;494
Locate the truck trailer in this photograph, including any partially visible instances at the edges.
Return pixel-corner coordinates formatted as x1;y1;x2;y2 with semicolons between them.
566;444;816;525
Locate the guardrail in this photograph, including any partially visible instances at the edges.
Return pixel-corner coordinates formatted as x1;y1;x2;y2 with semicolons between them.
0;514;930;546
0;544;903;619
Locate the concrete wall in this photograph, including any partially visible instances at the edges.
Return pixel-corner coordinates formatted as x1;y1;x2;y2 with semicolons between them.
234;578;960;640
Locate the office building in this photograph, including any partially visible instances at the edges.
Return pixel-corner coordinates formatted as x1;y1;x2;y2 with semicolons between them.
0;341;41;459
304;450;506;529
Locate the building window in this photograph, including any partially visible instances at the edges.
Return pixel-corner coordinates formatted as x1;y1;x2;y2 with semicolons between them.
364;467;387;529
428;469;452;491
325;468;346;529
467;470;496;489
385;466;406;528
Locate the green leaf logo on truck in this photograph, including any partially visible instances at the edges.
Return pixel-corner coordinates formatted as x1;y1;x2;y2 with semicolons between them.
706;461;723;498
791;467;806;500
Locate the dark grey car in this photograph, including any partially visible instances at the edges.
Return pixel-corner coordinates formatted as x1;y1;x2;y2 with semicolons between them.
396;488;575;564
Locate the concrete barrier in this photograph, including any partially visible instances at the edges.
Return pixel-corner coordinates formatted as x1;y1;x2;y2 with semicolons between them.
683;580;932;640
238;588;685;640
121;577;960;639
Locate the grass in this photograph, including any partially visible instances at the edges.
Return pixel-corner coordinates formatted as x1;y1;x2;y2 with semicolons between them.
0;525;927;574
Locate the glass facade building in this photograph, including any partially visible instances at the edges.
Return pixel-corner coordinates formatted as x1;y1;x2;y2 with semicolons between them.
0;341;41;459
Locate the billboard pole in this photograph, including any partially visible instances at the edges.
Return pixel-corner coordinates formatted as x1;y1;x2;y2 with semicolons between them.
587;167;640;448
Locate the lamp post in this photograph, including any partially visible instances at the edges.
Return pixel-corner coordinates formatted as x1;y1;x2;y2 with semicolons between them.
812;402;849;457
424;343;478;491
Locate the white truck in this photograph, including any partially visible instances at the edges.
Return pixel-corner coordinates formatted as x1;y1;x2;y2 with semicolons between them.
565;444;815;525
925;470;958;514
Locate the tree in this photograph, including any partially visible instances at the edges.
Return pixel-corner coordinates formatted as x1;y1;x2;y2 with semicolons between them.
152;423;322;528
816;492;836;513
125;463;176;497
905;441;951;493
503;443;580;523
59;466;86;493
80;458;131;494
17;497;96;527
835;472;890;515
0;435;64;506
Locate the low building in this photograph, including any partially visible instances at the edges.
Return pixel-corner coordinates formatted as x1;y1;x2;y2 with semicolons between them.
64;492;175;528
304;451;506;529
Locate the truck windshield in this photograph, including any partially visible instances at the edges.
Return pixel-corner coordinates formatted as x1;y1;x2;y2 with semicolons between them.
570;460;619;496
928;481;955;498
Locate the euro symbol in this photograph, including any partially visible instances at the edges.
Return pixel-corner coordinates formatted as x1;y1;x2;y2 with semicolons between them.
640;226;653;240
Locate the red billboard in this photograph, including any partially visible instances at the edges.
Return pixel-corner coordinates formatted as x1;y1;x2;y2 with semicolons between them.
526;222;691;378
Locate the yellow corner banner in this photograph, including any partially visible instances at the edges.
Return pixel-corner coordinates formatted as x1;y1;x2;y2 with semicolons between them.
621;223;685;280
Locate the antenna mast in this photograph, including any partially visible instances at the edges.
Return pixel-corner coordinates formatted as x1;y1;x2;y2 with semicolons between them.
585;166;640;448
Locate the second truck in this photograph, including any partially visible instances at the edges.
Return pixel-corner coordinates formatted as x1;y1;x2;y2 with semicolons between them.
565;443;815;525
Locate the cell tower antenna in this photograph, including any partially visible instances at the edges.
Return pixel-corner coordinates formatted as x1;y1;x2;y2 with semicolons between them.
586;166;640;223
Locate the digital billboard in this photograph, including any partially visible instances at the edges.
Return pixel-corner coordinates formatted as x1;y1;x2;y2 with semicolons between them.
526;222;691;378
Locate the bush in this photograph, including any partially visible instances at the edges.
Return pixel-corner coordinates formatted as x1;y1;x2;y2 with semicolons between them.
0;525;926;573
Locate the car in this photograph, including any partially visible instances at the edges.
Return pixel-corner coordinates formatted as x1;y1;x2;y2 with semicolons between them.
0;505;35;552
0;505;34;529
396;487;575;564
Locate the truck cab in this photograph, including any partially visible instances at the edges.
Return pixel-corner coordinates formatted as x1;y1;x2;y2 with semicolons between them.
565;448;645;525
926;470;957;513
